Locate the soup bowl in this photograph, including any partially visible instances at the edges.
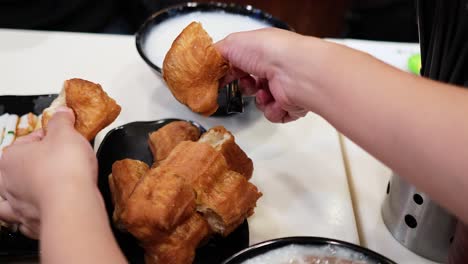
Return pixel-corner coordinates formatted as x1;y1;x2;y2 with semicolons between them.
222;236;396;264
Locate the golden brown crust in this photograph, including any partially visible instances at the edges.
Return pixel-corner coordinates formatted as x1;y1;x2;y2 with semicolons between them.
162;22;229;116
121;167;196;243
159;141;228;200
143;213;211;264
65;79;121;140
198;170;262;236
199;126;254;179
42;78;121;140
159;141;260;236
107;126;260;259
148;121;200;165
109;159;149;229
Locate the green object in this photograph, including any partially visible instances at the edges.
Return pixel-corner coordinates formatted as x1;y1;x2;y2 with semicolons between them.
408;54;422;75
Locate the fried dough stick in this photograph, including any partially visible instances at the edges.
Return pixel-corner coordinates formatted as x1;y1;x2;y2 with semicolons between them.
42;78;121;140
199;126;253;179
121;167;196;243
144;213;211;264
198;170;261;236
109;159;149;229
160;141;261;236
163;22;229;116
109;160;210;264
148;121;200;166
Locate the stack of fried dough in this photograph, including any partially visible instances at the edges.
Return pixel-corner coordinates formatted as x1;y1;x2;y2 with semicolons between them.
109;121;261;264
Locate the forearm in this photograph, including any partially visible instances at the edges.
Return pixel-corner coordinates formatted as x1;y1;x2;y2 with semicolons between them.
314;41;468;223
41;184;126;264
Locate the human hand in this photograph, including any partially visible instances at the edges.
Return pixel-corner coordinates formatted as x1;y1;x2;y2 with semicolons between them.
216;28;327;123
0;107;98;239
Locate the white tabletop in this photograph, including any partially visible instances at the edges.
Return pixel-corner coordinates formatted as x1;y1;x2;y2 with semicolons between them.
0;28;359;250
334;39;438;264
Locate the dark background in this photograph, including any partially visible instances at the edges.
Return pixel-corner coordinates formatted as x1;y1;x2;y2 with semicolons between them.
0;0;418;42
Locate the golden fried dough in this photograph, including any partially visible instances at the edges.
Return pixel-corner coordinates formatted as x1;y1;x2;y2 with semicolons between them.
109;159;149;229
148;121;200;165
198;170;262;236
163;22;229;116
121;167;196;242
199;126;253;179
107;125;260;261
159;141;228;197
159;141;261;236
144;213;211;264
42;78;121;140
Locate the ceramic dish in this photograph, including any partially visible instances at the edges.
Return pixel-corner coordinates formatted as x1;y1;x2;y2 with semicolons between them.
222;236;396;264
96;118;250;263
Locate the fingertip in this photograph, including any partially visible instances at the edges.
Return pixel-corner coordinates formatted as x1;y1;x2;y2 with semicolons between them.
264;102;287;123
256;89;274;105
45;107;76;138
49;107;75;127
55;106;74;117
239;76;259;96
255;95;266;112
213;37;229;57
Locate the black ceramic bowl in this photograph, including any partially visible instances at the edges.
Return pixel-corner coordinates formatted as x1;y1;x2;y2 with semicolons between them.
135;1;292;74
222;237;396;264
96;119;250;263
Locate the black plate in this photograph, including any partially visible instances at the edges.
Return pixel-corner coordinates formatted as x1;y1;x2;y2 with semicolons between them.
222;236;396;264
135;2;292;117
96;119;250;263
0;94;58;259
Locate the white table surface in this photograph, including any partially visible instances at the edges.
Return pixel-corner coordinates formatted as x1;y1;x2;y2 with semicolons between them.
334;39;438;264
0;28;359;251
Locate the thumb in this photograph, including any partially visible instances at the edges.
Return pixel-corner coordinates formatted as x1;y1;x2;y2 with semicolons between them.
45;107;76;138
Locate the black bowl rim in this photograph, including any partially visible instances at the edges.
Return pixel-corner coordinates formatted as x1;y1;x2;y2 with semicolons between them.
222;236;397;264
96;118;206;157
135;1;293;74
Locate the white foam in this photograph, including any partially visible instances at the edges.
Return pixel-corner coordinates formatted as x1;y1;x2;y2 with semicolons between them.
241;244;377;264
143;11;271;67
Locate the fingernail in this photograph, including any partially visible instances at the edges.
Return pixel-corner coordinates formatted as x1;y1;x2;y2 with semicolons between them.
55;106;72;113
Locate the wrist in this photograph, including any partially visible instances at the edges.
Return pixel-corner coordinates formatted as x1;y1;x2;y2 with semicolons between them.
39;178;101;217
